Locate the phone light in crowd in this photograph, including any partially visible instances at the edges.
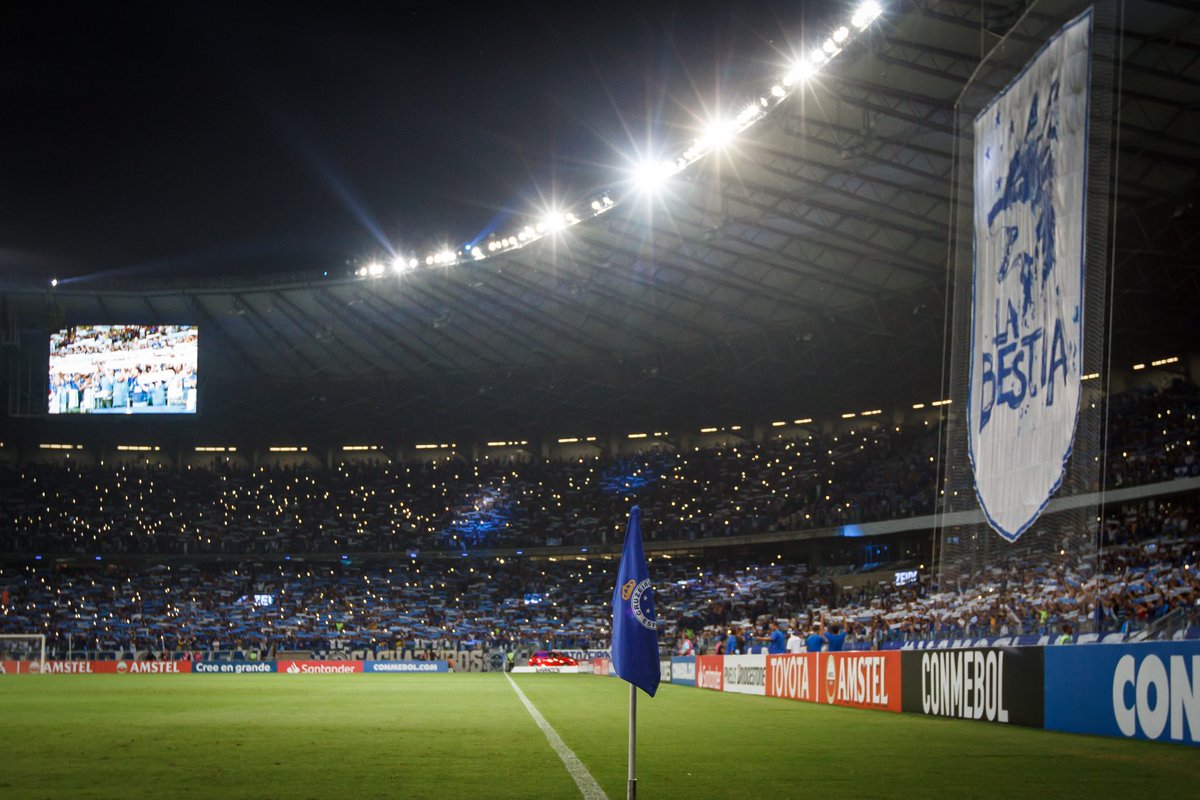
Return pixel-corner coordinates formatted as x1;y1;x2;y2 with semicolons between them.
50;278;58;287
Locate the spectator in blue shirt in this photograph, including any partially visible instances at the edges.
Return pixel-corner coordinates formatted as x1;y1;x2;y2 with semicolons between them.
805;626;826;653
757;621;788;654
824;623;847;652
725;628;738;655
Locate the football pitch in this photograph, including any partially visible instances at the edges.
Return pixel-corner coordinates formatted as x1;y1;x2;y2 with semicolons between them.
1;673;1196;799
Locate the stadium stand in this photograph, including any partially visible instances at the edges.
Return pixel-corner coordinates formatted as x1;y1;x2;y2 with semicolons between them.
1;381;1194;557
1;379;1196;659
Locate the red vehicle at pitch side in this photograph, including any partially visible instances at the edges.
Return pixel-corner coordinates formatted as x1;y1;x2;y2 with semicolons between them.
527;651;579;667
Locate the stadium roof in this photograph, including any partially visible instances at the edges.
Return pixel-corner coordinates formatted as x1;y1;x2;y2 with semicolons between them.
3;0;1199;442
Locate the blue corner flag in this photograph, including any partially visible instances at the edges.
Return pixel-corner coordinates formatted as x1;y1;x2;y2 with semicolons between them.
611;505;660;697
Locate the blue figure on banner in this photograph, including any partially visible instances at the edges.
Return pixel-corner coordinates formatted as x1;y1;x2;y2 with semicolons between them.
988;81;1059;322
979;80;1071;433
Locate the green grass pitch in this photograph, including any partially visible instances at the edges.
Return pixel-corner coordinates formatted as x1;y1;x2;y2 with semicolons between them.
1;674;1196;799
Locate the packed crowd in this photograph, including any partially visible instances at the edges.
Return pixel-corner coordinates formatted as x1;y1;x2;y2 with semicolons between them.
1;425;939;555
2;495;1195;656
4;380;1197;556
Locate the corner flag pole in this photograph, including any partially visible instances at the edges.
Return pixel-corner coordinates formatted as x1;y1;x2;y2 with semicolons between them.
611;505;658;800
628;683;637;800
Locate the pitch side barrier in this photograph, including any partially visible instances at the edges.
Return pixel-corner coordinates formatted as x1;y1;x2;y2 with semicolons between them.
0;659;450;675
662;641;1200;747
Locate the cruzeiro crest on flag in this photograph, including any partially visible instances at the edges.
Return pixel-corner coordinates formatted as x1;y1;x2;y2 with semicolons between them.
969;10;1092;542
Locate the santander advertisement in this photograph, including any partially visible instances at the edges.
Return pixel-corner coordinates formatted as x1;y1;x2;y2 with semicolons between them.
279;660;363;675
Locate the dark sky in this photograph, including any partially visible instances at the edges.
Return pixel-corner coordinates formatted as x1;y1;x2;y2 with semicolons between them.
2;0;834;283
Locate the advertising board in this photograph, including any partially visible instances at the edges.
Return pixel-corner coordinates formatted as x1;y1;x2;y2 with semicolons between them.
721;654;767;696
671;656;696;686
695;656;724;692
363;660;449;673
818;652;901;711
193;660;277;674
278;660;363;674
901;648;1043;727
1044;641;1200;745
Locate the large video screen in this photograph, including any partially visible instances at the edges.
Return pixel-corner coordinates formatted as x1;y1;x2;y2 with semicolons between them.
49;325;198;415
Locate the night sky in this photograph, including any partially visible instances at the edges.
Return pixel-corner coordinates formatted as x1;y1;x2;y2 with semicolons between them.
2;0;831;283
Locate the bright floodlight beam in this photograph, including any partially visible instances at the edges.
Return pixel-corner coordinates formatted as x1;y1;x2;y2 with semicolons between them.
632;159;677;193
852;1;883;30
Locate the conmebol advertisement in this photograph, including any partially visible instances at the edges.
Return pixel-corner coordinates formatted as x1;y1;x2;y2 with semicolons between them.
1044;641;1200;746
901;648;1043;727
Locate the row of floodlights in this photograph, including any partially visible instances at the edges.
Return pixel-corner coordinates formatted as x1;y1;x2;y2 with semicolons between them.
349;2;884;283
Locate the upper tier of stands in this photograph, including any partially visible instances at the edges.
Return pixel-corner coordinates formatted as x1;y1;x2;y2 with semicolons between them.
2;381;1196;555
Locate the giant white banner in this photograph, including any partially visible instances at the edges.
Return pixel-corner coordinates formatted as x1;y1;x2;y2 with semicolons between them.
970;10;1092;542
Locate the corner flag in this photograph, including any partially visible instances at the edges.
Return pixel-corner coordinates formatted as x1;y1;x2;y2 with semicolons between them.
611;505;660;697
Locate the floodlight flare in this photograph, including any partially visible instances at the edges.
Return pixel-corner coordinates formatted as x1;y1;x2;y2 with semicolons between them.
852;1;882;30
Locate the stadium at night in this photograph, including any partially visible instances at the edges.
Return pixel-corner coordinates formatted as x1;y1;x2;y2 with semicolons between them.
2;1;1199;797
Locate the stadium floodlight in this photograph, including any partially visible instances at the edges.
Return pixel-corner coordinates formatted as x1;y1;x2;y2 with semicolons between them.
699;118;738;151
770;84;785;98
832;25;850;44
809;48;829;65
823;38;839;54
632;159;678;193
852;1;883;30
783;60;815;87
541;211;572;234
737;103;760;123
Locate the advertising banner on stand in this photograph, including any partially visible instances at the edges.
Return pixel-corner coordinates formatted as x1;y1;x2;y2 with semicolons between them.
819;651;902;711
193;660;278;674
1045;641;1200;745
278;660;364;674
363;661;448;673
721;654;767;696
670;656;696;686
115;660;193;674
902;648;1043;727
766;654;819;702
695;656;724;691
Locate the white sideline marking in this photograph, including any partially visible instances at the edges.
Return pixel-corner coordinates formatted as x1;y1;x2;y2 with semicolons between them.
505;673;608;800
